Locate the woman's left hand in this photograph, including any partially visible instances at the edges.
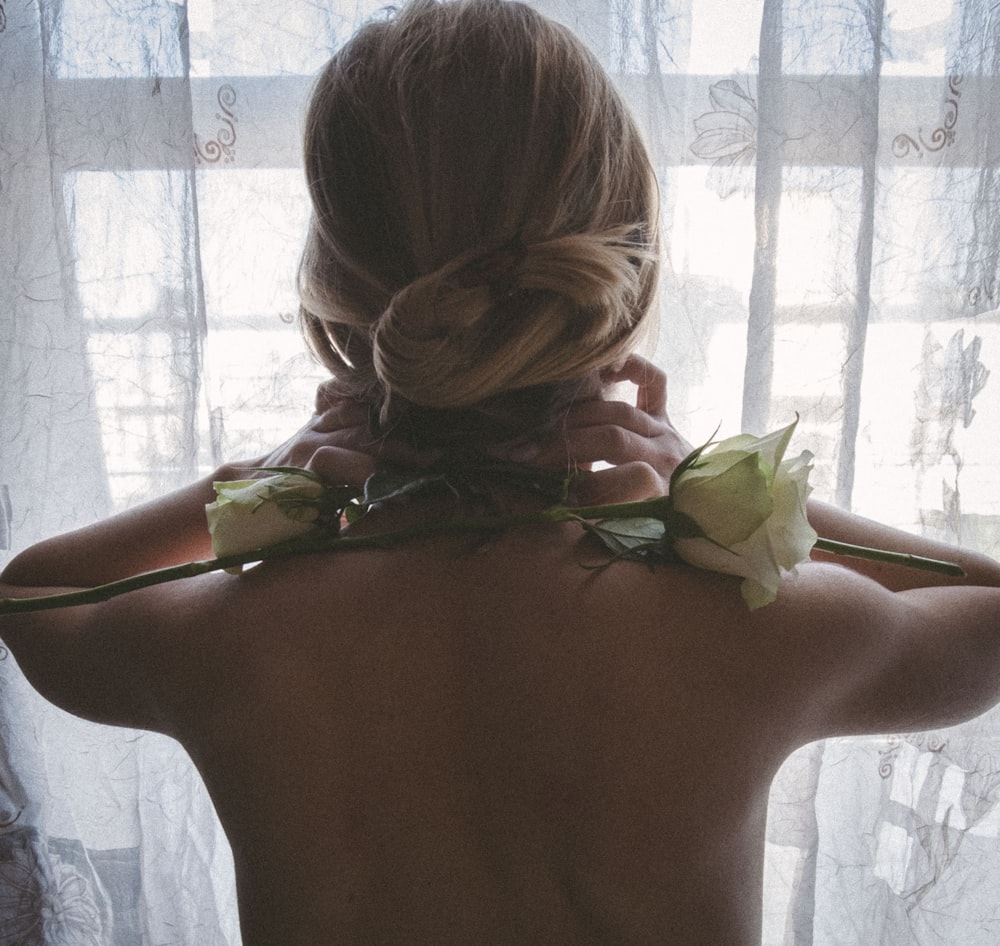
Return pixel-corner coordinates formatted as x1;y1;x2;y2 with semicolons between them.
502;355;693;505
234;383;431;486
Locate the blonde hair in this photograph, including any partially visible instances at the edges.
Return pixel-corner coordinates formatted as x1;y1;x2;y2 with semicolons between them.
298;0;659;442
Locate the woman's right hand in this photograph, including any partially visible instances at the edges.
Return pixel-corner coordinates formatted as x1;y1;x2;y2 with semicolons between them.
232;387;380;487
235;381;441;487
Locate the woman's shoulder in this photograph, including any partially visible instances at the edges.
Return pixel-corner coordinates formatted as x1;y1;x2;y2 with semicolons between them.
125;531;967;751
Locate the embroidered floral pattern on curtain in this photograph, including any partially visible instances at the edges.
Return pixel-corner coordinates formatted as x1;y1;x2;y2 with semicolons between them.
2;1;1000;943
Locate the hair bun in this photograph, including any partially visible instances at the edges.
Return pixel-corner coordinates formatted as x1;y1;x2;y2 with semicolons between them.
371;253;498;413
371;227;654;419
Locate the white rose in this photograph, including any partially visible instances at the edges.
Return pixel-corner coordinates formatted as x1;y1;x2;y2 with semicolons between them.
670;420;817;609
205;472;325;568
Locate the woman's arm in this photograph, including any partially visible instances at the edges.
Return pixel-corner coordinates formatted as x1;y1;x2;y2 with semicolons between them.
547;358;1000;595
0;472;226;590
547;372;1000;738
0;394;377;591
760;562;1000;738
0;392;379;729
807;500;1000;591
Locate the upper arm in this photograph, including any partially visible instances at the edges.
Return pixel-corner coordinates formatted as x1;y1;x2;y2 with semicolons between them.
0;582;181;733
764;563;1000;741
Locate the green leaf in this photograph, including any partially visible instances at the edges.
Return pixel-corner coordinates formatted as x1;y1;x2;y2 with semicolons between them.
667;432;716;494
585;517;666;556
361;456;572;509
362;469;448;505
342;503;366;525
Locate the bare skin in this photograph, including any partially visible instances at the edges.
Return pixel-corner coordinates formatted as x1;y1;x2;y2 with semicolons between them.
3;358;1000;945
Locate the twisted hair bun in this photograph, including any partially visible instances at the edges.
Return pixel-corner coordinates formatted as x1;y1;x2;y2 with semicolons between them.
372;228;654;418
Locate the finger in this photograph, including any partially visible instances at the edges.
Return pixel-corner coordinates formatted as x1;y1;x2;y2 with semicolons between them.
560;398;668;439
556;424;675;471
308;426;381;457
507;426;646;473
601;354;667;417
571;462;666;506
304;446;378;486
313;378;355;414
311;398;372;434
494;410;669;471
627;355;667;417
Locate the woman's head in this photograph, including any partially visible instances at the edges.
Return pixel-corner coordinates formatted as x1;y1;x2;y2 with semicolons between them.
298;0;659;445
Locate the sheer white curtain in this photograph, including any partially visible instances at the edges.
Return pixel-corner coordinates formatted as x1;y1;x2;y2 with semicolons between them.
2;0;1000;942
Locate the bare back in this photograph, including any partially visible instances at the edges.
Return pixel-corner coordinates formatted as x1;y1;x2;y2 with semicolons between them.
8;486;1000;944
137;517;854;946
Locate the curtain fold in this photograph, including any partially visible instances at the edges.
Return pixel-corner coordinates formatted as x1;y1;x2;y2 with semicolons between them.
836;0;883;511
4;1;1000;942
743;0;781;436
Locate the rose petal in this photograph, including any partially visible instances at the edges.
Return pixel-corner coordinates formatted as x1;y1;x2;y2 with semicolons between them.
671;450;773;547
205;472;325;563
667;419;816;608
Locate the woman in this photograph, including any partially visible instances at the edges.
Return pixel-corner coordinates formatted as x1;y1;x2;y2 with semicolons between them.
2;2;1000;943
